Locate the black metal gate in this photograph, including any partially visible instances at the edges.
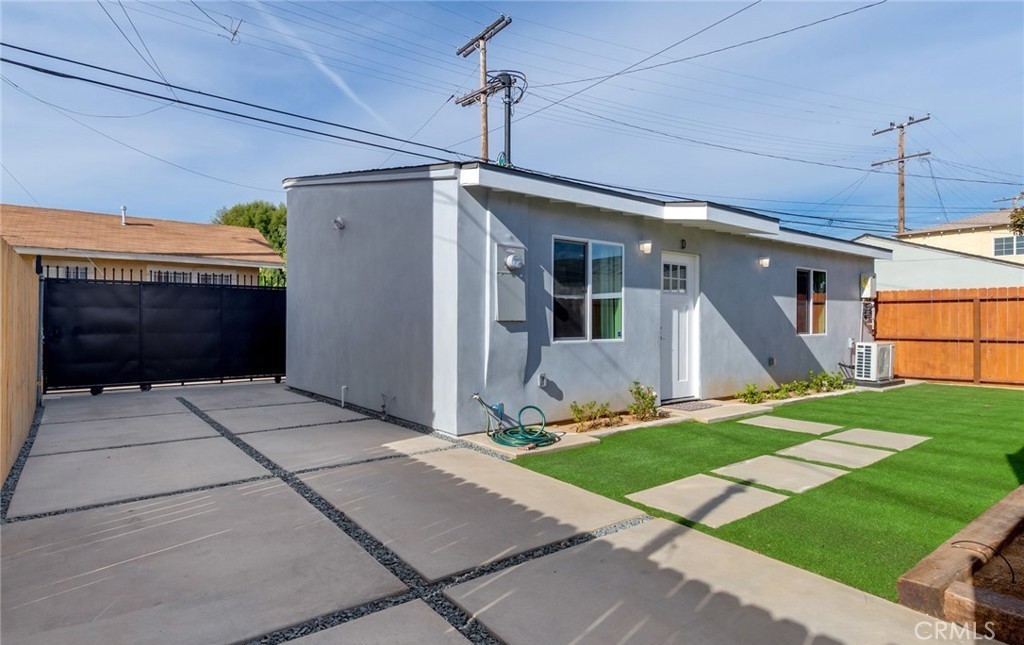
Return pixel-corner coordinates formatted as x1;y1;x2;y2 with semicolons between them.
42;279;285;391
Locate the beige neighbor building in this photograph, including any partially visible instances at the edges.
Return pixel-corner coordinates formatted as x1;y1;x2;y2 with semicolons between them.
896;209;1023;265
0;204;285;283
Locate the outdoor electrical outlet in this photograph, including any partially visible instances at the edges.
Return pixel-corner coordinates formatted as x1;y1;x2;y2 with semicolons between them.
767;356;776;367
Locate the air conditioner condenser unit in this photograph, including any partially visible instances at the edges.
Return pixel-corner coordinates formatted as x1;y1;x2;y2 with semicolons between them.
855;342;894;381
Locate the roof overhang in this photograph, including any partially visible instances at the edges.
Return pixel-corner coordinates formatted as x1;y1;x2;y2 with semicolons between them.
750;230;891;259
11;246;285;269
459;165;779;236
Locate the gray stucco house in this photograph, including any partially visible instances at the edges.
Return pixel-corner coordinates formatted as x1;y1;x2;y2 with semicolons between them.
284;162;889;436
854;234;1024;289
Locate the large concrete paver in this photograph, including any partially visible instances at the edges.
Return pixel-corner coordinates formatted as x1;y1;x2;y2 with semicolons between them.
31;413;219;455
739;415;842;435
1;484;406;645
7;438;268;516
826;428;930;451
206;401;367;433
712;455;847;493
182;382;310;410
291;601;469;644
446;518;978;645
301;448;644;582
243;420;450;471
41;391;187;424
626;474;788;528
778;439;895;469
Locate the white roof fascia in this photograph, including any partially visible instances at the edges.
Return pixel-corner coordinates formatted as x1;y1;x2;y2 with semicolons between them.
461;166;780;235
13;246;284;269
750;231;891;259
460;165;664;218
283;165;459;189
663;202;779;235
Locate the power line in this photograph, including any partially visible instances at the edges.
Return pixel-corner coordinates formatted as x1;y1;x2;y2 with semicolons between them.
519;0;762;123
2;76;278;193
534;1;889;88
922;157;949;223
1;162;42;206
116;0;180;102
525;93;1020;185
0;44;478;161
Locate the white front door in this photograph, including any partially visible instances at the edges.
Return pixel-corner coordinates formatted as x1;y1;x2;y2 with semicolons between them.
660;253;699;401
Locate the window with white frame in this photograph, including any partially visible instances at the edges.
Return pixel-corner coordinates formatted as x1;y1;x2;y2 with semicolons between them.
149;269;193;283
197;272;235;285
994;236;1024;257
553;238;624;341
796;269;826;335
56;264;92;279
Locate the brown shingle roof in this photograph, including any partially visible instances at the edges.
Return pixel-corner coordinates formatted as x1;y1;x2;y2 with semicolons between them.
0;204;284;267
897;210;1012;237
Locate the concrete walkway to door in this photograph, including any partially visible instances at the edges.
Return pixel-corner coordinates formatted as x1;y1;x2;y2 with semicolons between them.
1;382;981;644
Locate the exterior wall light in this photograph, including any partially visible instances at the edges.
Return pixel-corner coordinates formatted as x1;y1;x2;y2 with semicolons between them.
333;216;346;230
758;256;770;268
639;240;653;254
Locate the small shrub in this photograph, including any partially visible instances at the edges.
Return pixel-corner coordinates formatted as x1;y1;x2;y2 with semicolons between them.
737;383;766;404
792;379;809;396
569;400;620;430
628;380;659;421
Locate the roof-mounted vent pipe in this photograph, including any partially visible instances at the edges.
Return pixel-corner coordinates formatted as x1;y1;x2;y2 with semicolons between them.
120;205;127;226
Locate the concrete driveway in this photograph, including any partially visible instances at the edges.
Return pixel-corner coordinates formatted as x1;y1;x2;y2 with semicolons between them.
1;382;979;644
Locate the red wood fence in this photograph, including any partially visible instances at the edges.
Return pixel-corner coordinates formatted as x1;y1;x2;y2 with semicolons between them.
875;287;1024;386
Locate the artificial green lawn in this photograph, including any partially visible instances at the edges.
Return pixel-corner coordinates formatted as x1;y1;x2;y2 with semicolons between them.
517;384;1024;601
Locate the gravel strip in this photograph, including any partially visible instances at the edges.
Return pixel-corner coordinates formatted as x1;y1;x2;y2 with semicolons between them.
290;445;459;476
179;396;503;644
1;405;43;521
2;474;275;524
27;433;217;458
289;388;511;462
194;400;311;412
227;417;371;436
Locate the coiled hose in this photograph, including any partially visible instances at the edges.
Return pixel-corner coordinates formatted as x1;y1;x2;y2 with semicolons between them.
473;394;560;450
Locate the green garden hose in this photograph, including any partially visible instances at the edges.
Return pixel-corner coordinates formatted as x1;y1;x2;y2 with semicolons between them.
474;395;561;450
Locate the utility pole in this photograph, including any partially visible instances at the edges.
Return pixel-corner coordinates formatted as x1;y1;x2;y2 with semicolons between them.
994;191;1024;209
455;14;511;160
872;115;930;234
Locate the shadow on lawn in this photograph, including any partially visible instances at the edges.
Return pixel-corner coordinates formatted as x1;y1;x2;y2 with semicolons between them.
1009;446;1024;484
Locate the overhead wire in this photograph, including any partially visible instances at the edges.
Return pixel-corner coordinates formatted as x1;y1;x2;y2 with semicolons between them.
1;162;43;207
2;75;278;193
0;44;478;161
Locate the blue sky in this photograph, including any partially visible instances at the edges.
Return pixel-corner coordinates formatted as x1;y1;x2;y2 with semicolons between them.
2;1;1022;239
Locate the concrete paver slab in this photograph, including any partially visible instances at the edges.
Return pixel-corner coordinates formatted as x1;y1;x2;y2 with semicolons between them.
301;448;644;582
207;401;367;434
181;382;310;410
291;601;469;645
825;428;930;451
712;455;847;493
31;413;219;455
461;430;599;458
738;415;842;435
1;483;406;645
7;438;268;516
778;439;895;469
626;474;787;528
243;420;450;471
689;403;772;423
41;391;186;424
445;518;975;645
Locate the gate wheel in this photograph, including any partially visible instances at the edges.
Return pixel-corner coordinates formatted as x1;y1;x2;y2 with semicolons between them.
140;384;152;392
90;386;104;396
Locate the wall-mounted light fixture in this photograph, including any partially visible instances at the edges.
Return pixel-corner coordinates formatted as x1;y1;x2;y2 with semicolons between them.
333;216;346;230
638;240;653;255
757;256;770;268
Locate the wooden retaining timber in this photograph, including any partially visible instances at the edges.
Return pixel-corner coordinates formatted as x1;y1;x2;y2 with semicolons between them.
875;287;1024;386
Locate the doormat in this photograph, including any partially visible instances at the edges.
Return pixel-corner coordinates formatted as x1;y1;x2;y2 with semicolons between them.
663;401;718;412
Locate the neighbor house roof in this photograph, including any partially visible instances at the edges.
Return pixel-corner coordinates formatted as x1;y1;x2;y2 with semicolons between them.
284;162;891;260
897;210;1012;237
0;204;285;268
